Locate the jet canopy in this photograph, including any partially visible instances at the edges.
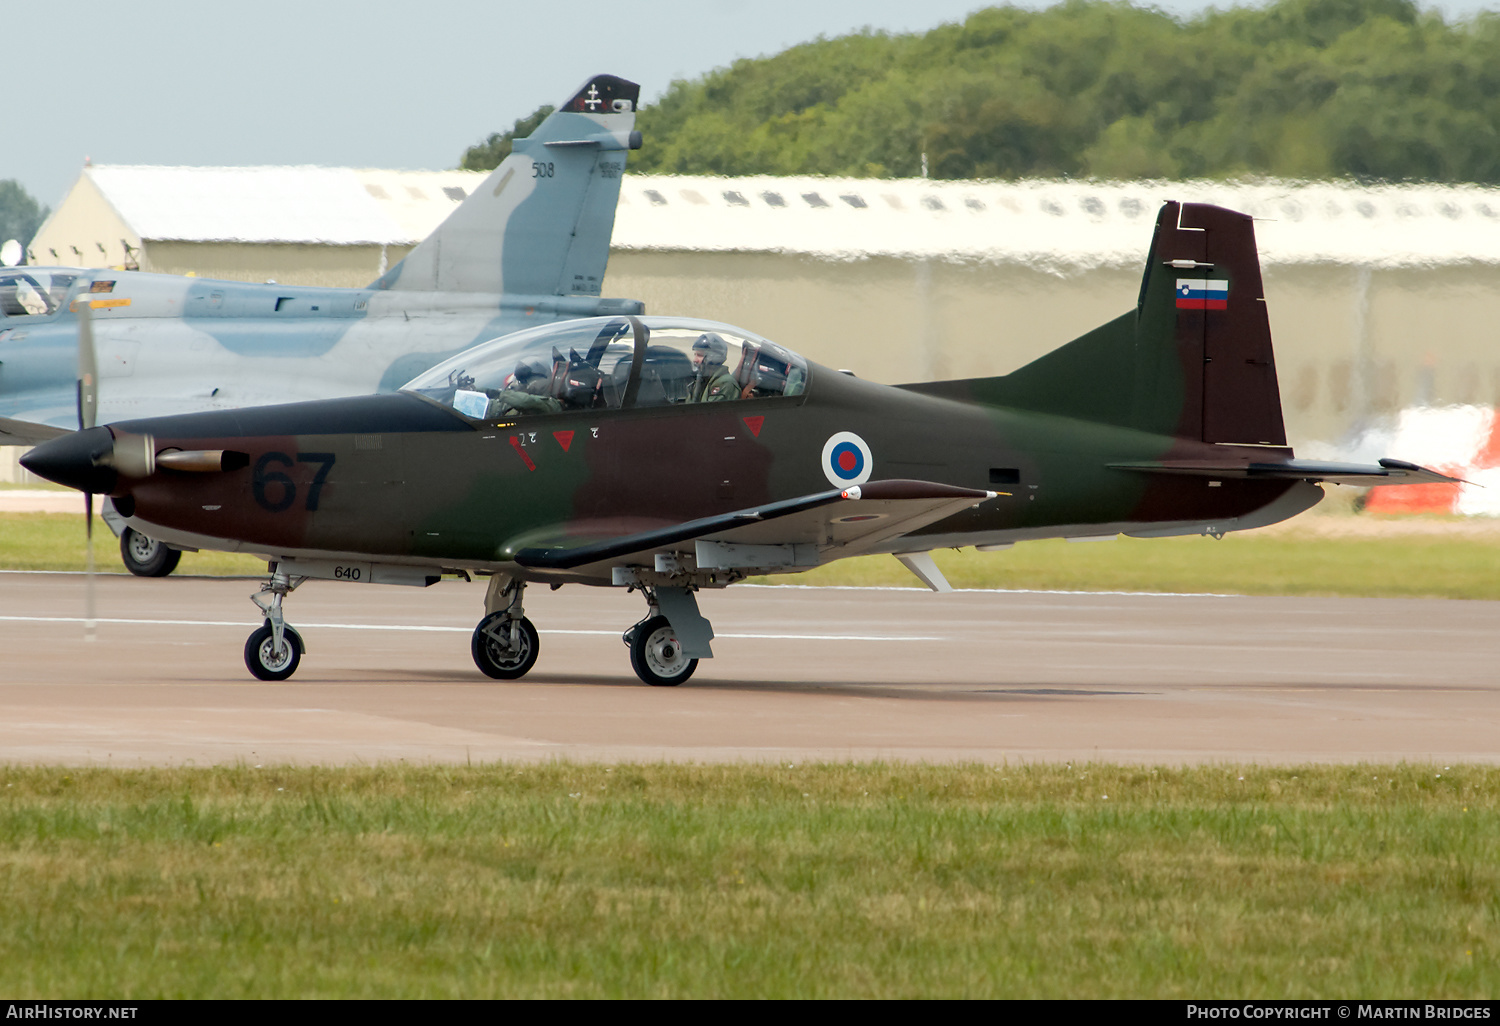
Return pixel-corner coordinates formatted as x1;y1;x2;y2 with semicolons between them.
0;270;79;318
404;316;809;420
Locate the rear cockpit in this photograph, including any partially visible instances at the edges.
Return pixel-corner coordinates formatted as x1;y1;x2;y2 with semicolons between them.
403;315;808;420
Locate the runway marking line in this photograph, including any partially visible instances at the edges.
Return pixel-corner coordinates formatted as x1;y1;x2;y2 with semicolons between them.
1187;686;1494;694
740;583;1236;598
0;615;938;643
0;570;1236;598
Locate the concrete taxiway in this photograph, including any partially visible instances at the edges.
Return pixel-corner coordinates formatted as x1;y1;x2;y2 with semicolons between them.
1;571;1496;766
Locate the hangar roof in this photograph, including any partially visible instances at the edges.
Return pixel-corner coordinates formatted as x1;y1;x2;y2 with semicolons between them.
614;174;1500;269
71;165;1500;268
80;165;481;247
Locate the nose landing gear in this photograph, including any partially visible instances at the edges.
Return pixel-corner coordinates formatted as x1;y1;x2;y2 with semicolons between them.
471;575;540;679
245;567;306;681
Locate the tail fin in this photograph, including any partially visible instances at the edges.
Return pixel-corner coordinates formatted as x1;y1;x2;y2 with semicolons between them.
374;73;641;296
917;202;1287;446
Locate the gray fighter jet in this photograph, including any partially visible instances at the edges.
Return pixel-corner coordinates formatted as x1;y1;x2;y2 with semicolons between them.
0;74;643;575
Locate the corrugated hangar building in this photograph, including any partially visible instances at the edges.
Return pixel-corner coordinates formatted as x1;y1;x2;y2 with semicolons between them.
24;165;1500;452
27;165;481;287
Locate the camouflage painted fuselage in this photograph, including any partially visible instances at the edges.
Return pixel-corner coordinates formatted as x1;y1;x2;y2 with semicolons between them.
93;360;1312;588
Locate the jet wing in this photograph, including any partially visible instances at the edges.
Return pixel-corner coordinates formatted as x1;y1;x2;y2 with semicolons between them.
0;415;70;446
1108;457;1460;487
512;479;996;575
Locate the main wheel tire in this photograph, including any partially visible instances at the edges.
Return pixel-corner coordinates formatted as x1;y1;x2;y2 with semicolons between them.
628;615;698;687
120;528;182;577
244;622;303;681
471;613;540;680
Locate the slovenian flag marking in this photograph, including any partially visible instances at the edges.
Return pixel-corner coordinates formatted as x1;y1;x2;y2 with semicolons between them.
1176;279;1229;310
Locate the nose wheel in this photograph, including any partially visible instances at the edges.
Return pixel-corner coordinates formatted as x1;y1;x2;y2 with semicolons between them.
245;566;306;681
626;615;698;687
472;612;539;679
245;621;304;681
471;575;540;680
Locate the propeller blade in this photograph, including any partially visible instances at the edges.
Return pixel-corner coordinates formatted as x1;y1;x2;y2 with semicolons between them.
72;290;103;642
84;491;96;643
76;294;98;431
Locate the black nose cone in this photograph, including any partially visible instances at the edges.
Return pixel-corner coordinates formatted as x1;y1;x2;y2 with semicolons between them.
20;427;119;495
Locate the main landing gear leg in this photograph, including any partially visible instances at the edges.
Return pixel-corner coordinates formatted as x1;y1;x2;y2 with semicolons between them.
623;586;712;687
245;566;306;681
471;575;539;680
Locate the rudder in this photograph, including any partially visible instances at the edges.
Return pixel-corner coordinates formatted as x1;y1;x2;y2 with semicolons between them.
910;201;1287;446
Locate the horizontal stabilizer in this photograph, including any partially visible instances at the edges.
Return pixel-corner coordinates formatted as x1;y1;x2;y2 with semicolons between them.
513;479;995;573
1109;457;1461;486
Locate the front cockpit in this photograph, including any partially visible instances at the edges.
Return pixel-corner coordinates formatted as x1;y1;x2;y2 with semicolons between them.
0;270;79;319
403;316;809;420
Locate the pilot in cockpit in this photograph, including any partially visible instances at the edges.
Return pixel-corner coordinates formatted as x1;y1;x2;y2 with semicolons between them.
688;332;737;403
489;358;562;416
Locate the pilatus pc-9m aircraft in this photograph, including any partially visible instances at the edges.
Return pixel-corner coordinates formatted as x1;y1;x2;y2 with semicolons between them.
24;202;1454;686
1;74;643;575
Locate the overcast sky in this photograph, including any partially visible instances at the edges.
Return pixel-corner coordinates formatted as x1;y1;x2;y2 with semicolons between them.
9;0;1494;208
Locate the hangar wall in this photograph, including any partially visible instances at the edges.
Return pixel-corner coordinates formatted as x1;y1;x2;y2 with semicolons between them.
26;174;139;270
139;241;413;289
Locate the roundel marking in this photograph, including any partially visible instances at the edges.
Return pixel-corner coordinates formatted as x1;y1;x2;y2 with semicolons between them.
821;431;873;487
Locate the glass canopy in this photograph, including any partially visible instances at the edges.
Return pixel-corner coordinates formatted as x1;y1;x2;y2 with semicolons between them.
404;316;808;420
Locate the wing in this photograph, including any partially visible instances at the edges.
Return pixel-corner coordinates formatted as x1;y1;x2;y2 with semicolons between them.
1108;457;1460;486
0;415;70;446
512;479;996;579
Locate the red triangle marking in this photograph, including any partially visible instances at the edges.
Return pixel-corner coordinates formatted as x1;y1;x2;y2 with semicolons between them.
553;430;575;453
742;416;764;438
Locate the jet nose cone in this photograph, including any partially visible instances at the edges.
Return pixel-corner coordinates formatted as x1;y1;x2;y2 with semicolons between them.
19;427;119;495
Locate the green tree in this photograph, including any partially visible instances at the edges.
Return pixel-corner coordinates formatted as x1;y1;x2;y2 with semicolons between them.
466;1;1500;185
0;180;48;259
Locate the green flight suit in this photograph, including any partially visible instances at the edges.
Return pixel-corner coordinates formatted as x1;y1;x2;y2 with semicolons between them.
492;389;563;416
689;367;738;403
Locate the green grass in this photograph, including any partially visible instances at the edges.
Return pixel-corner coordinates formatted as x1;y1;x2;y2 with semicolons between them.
8;510;1500;598
0;762;1493;998
751;531;1500;599
0;513;264;575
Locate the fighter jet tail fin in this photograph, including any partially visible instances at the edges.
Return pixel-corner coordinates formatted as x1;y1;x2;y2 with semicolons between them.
373;74;641;297
908;201;1287;446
